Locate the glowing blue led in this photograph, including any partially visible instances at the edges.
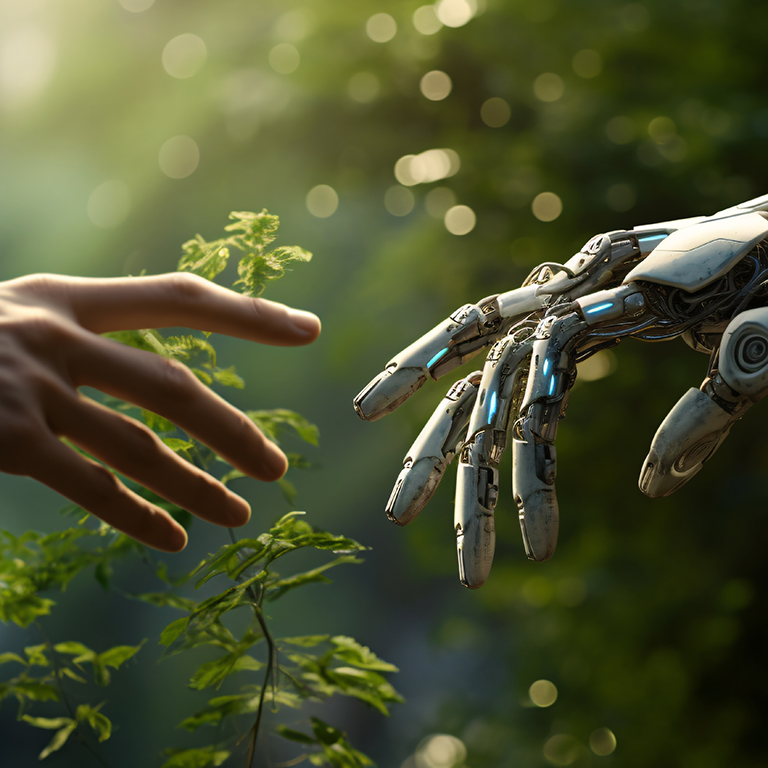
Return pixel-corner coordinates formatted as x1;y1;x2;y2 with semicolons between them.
548;376;557;396
542;358;551;376
638;233;668;251
427;347;449;368
488;391;498;421
585;301;614;315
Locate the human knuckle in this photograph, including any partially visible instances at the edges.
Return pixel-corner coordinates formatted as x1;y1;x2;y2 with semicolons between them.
157;358;198;397
88;463;123;506
164;272;208;303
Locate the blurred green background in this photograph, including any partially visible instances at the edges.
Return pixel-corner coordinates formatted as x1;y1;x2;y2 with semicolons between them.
2;0;768;765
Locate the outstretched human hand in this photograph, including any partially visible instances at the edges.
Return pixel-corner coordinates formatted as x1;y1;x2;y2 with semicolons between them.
0;272;320;552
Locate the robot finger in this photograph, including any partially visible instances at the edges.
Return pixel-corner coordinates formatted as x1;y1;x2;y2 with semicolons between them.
385;371;482;526
455;331;535;588
512;312;588;562
640;307;768;496
353;286;544;422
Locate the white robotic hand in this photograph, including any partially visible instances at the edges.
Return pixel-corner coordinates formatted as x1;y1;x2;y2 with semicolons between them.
355;194;768;588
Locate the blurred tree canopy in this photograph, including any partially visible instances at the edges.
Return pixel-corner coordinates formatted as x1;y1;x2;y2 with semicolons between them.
2;0;768;766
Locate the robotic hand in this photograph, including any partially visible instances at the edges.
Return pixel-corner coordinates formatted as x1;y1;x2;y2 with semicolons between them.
354;194;768;588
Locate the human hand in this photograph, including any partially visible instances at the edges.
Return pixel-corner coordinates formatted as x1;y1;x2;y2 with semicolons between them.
354;194;768;587
0;272;320;552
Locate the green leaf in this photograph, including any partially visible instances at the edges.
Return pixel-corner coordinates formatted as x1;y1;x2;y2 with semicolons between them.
189;653;264;691
0;652;27;666
212;366;245;389
38;720;78;759
131;592;197;612
22;715;75;730
178;234;232;281
76;703;112;742
161;438;195;454
160;617;189;647
161;747;231;768
23;644;49;667
276;725;318;745
279;635;331;648
247;409;319;446
329;636;400;673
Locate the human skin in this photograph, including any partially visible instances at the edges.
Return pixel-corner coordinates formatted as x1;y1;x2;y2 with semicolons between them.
0;272;321;552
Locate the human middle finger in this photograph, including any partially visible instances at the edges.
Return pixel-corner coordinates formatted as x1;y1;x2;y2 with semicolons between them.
50;395;252;529
70;332;288;481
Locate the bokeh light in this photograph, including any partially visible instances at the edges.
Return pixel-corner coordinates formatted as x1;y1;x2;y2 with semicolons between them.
384;185;415;216
531;191;562;221
118;0;155;11
269;43;300;74
444;204;475;235
435;0;475;28
533;72;564;102
529;679;558;707
394;148;460;186
480;97;511;127
420;70;452;100
413;6;443;35
366;13;397;43
87;181;131;229
415;733;467;767
349;71;380;103
572;48;602;78
162;34;206;80
543;734;581;766
306;184;339;218
0;26;56;108
606;115;635;144
158;135;199;179
577;349;617;382
589;728;617;756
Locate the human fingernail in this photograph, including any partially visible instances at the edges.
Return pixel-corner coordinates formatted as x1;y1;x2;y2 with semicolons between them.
288;308;321;337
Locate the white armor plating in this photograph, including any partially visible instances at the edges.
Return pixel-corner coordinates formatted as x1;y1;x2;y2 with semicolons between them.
354;196;768;589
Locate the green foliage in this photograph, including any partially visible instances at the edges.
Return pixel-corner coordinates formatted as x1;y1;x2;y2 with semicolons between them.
0;214;400;766
178;210;311;297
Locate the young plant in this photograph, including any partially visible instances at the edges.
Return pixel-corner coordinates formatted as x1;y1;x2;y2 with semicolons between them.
0;212;401;767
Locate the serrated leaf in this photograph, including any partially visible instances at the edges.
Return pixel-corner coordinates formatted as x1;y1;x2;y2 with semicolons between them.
213;366;244;389
329;636;399;673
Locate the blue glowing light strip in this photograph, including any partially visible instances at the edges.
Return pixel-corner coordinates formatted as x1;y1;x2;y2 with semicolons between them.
548;376;557;396
427;347;449;368
585;301;614;315
638;233;668;250
542;358;551;376
488;391;498;421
